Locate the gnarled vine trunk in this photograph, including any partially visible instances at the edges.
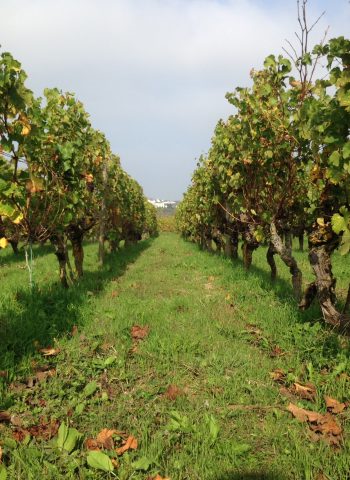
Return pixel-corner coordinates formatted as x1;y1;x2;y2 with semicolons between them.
68;226;84;278
284;229;292;250
51;234;69;288
299;222;350;331
242;230;259;271
212;228;223;253
307;245;350;331
205;235;213;252
266;242;277;281
270;222;302;300
224;228;239;259
9;240;19;254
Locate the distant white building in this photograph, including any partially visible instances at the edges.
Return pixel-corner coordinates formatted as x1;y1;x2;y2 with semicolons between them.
148;198;177;209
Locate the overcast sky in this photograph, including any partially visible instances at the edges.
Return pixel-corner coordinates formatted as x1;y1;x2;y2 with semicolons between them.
1;0;349;199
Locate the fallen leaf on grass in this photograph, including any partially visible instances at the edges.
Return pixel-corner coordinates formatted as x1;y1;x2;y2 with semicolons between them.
35;368;56;383
279;386;297;401
111;291;118;298
9;415;22;427
85;438;100;451
13;418;60;442
270;369;286;383
292;382;316;401
164;385;184;401
287;403;323;422
131;325;149;340
12;429;28;443
39;348;60;357
28;418;60;440
287;403;342;446
270;345;286;358
0;412;11;423
71;325;78;336
0;371;7;378
96;429;117;450
324;396;347;414
116;435;138;455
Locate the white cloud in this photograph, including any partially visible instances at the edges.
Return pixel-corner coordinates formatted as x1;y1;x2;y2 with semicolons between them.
1;0;349;198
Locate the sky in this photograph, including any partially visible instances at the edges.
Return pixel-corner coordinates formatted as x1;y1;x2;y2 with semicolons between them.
1;0;349;199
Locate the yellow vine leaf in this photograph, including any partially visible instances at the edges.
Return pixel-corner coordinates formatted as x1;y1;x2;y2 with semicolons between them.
21;125;31;136
13;213;23;224
0;238;9;248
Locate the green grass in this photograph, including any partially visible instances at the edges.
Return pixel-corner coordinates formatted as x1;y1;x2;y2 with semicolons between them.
0;233;350;479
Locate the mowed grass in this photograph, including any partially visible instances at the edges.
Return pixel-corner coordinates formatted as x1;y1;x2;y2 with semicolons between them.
0;233;350;479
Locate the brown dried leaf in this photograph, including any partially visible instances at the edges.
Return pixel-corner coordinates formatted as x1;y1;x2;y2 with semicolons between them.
164;385;184;401
85;438;100;451
270;345;286;358
10;415;23;427
12;428;29;442
131;325;149;340
36;369;56;383
31;419;59;440
292;382;316;401
13;419;59;441
96;428;117;450
287;403;323;423
309;413;342;437
0;370;8;378
39;347;60;357
324;396;347;414
0;411;11;423
270;369;286;383
287;403;342;446
279;386;297;401
116;435;138;455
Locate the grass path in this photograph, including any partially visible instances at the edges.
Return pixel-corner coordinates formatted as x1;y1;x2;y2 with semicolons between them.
1;233;350;479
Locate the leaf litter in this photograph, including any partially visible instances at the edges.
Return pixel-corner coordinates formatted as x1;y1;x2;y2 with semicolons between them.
130;324;150;353
287;403;343;446
163;384;184;401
